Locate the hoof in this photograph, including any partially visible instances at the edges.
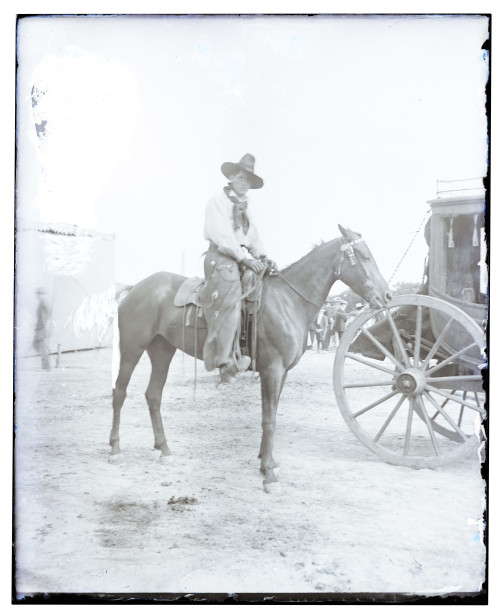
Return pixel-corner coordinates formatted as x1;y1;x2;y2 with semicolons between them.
263;480;282;494
109;453;125;465
158;454;173;465
216;376;236;389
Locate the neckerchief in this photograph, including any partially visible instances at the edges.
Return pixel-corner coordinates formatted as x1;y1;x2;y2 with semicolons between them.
224;186;249;234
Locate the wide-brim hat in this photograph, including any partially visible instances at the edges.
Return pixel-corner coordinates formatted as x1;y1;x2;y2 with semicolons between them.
221;153;264;189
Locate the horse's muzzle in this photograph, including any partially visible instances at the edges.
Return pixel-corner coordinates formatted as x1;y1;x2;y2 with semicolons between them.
365;282;392;309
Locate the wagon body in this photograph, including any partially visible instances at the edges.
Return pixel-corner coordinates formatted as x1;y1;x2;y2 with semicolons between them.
426;194;486;370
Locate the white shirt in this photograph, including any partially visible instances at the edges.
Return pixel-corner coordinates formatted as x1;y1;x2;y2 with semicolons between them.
316;310;326;326
204;190;266;262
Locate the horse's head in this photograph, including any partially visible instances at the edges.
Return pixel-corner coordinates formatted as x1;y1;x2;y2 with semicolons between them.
335;224;392;309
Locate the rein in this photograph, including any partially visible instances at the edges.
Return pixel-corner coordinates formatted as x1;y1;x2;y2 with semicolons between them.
276;237;367;310
274;272;323;310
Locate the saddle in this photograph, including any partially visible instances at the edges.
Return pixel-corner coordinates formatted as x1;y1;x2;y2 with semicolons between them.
173;274;264;351
173;277;206;328
173;277;204;307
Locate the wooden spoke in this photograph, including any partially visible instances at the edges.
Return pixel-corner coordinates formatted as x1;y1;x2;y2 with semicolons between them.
385;308;412;368
333;295;484;469
458;391;467;427
419;337;450;362
421;317;455;371
425;385;485;415
425;375;483;384
344;380;396;389
431;390;455;420
413;304;422;368
425;342;477;376
352;390;398;419
345;352;397;376
374;395;407;442
416;395;441;455
403;397;415;456
359;326;406;372
422;391;468;442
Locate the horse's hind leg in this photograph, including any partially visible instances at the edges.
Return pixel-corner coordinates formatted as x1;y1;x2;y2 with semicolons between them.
145;335;176;460
110;347;143;457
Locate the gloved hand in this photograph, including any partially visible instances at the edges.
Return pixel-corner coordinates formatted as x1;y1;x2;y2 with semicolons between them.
240;257;266;274
265;258;278;271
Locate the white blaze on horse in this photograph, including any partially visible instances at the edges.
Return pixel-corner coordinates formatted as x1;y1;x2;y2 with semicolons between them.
110;225;392;492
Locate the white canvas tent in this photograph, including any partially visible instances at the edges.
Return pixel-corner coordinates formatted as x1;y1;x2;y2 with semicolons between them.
16;221;115;358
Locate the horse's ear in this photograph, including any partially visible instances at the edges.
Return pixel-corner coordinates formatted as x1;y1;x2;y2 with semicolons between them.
338;224;361;240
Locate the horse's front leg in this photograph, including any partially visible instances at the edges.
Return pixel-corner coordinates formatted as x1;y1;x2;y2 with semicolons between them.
259;364;287;493
259;370;287;470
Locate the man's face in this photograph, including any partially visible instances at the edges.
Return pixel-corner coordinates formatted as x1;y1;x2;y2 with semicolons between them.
229;170;251;197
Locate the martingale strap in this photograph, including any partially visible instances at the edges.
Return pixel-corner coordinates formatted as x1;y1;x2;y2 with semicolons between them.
275;272;323;310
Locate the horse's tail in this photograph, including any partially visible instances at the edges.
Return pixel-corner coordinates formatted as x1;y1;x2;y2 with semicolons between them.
115;284;133;305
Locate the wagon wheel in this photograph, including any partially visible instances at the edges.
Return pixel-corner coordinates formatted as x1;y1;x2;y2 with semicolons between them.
333;294;486;468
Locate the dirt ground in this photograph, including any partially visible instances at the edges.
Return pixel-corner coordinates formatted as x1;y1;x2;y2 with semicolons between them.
14;345;486;597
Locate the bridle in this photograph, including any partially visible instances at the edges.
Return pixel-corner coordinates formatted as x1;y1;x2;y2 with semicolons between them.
337;238;370;284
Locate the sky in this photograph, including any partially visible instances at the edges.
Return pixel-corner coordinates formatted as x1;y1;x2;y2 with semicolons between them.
16;14;489;288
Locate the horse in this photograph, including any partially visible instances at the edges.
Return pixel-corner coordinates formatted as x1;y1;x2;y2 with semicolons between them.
110;225;392;492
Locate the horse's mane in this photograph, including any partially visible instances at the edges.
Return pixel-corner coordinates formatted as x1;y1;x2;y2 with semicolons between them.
280;239;336;274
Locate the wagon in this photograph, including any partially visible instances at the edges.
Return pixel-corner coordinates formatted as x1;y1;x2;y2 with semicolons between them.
333;185;487;468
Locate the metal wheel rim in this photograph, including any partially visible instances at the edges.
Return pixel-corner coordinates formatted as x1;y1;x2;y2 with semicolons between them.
333;294;485;468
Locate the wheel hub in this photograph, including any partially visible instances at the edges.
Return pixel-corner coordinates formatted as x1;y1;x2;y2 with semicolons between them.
396;369;426;395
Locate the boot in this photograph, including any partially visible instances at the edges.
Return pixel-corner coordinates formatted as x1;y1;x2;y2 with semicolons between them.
219;364;236;385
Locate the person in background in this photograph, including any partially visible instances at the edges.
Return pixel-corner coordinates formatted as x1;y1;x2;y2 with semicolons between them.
33;287;50;369
324;301;335;351
201;153;277;385
347;302;366;326
308;318;317;350
315;306;329;353
335;301;348;342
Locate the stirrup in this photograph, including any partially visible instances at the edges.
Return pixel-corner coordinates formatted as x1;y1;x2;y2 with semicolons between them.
236;355;251;372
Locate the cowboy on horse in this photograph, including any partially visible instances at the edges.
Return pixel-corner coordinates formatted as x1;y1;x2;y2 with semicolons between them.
200;153;277;385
